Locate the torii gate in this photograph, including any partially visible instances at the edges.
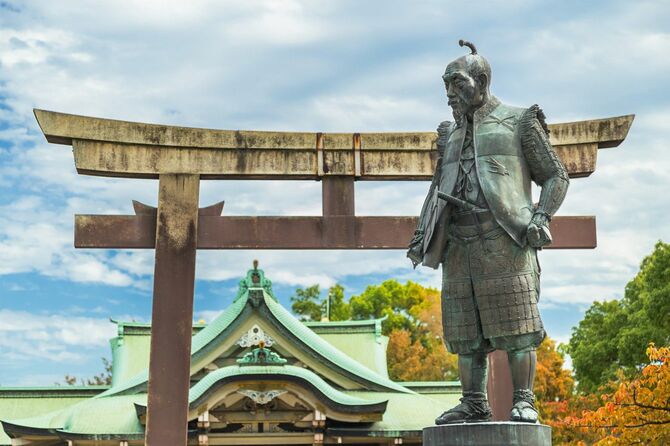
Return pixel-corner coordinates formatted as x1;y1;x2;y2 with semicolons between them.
34;109;633;445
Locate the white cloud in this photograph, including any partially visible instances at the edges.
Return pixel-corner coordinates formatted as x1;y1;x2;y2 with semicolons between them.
0;0;668;336
0;310;116;363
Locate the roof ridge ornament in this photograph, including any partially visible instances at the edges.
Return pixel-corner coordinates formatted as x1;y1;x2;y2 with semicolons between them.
237;343;287;365
234;263;275;303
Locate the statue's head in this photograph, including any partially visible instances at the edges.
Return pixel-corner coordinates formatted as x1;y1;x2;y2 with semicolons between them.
442;40;491;121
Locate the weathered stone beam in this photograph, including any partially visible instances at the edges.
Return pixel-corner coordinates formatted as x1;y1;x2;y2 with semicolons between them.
548;114;636;148
70;139;597;180
74;215;596;250
35;109;633;180
34;109;634;149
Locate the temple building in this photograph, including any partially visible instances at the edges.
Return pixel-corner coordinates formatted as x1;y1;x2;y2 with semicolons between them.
0;267;459;445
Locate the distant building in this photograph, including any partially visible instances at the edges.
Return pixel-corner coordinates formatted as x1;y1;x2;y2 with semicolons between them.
0;267;459;445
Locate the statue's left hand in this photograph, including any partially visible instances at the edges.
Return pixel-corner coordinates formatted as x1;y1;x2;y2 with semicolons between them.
526;213;552;248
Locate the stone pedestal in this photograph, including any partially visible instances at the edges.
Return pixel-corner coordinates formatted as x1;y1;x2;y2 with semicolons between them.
423;422;551;446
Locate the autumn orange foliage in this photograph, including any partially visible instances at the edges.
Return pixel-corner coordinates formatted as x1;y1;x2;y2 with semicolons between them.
387;329;458;381
386;286;458;381
535;337;574;403
560;344;670;445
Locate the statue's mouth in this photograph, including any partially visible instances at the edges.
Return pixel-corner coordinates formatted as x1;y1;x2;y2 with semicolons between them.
449;100;465;112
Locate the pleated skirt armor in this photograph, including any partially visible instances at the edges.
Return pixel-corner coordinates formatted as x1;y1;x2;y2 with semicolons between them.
441;220;545;354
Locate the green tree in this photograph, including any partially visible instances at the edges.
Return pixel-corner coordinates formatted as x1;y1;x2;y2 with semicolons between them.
349;280;432;340
618;241;670;366
568;241;670;392
327;284;352;321
291;284;352;322
568;300;627;392
290;285;323;321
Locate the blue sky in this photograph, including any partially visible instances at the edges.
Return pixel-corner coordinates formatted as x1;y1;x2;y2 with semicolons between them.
0;0;669;385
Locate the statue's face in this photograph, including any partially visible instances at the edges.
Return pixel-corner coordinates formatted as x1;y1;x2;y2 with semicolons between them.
443;60;484;121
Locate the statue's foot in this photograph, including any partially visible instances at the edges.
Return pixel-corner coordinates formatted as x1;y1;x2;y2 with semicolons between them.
435;392;492;425
510;389;538;423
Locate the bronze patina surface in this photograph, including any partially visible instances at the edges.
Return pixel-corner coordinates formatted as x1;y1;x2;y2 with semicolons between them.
409;40;570;425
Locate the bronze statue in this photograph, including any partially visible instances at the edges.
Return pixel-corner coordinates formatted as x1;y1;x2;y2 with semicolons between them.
408;40;569;424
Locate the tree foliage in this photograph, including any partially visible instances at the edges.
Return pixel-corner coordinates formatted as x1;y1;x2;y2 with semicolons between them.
535;336;574;404
349;280;437;340
291;279;459;381
568;241;670;392
568;300;627;392
327;284;352;321
290;284;351;322
60;357;112;386
386;329;458;381
533;336;593;444
290;285;324;321
563;344;670;445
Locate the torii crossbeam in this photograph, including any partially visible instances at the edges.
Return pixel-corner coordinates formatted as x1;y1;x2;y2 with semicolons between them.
34;109;633;445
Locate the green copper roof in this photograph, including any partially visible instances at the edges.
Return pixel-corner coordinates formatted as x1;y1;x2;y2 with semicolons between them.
263;291;411;393
333;391;461;434
189;365;386;408
305;316;385;330
0;394;95;445
0;386;109;397
1;394;146;440
190;293;250;354
101;268;410;398
99;292;249;398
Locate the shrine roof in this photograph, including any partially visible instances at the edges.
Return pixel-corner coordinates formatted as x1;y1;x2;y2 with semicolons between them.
0;382;459;441
111;314;385;336
100;267;410;398
0;386;109;397
191;365;385;407
331;391;461;436
261;290;408;392
304;316;385;334
0;268;461;444
397;381;463;396
1;394;146;440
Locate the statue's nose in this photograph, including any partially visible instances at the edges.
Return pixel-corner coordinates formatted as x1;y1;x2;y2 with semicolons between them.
446;83;456;98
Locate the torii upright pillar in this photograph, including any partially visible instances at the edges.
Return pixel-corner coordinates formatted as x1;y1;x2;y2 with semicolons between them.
34;109;633;444
146;174;199;444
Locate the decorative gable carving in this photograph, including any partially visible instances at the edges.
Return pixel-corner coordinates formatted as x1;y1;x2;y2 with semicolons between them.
236;324;275;348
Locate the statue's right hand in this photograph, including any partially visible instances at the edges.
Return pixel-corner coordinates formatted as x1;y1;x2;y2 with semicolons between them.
526;223;552;248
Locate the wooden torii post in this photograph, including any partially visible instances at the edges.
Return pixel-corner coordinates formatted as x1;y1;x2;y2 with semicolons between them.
34;109;633;444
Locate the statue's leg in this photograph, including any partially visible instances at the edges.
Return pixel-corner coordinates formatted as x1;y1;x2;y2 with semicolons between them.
508;348;538;422
508;349;537;391
435;349;492;425
437;231;493;424
459;351;489;394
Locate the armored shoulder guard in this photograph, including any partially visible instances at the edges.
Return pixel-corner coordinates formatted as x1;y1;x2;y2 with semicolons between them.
520;105;569;218
520;105;568;185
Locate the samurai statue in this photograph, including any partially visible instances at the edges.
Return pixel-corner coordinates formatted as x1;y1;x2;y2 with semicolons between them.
407;40;569;424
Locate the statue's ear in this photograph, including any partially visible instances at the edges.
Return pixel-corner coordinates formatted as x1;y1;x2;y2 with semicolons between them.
476;73;489;90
